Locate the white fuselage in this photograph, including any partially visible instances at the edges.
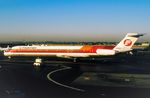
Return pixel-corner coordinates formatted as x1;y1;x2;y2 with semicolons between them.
4;45;116;58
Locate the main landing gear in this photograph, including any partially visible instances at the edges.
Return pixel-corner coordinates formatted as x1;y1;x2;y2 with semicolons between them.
8;56;11;59
73;58;77;62
33;58;43;67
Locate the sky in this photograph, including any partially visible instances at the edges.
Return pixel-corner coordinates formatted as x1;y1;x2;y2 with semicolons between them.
0;0;150;42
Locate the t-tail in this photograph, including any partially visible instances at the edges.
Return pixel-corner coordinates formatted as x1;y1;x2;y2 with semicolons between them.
113;33;144;53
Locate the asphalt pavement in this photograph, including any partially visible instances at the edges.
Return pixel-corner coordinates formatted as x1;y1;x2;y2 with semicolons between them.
0;51;150;98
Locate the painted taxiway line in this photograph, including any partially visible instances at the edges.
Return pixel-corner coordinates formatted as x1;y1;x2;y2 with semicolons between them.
0;65;5;72
47;66;85;92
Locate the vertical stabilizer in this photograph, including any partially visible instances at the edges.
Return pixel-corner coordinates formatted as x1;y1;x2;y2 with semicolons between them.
113;33;144;52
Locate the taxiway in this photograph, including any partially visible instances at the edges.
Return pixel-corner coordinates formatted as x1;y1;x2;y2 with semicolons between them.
0;51;150;98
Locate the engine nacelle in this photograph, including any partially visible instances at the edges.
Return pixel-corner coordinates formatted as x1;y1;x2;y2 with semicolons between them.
96;49;115;56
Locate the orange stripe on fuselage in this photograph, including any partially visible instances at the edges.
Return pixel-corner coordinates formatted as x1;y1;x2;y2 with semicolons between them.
8;45;115;53
80;45;93;52
80;45;115;52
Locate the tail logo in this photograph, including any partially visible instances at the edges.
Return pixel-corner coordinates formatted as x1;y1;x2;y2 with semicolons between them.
124;39;132;46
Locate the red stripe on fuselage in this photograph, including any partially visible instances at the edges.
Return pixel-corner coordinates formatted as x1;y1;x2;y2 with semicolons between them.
7;45;115;53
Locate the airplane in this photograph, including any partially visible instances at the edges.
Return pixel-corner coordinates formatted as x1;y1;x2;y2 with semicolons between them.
4;33;144;66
